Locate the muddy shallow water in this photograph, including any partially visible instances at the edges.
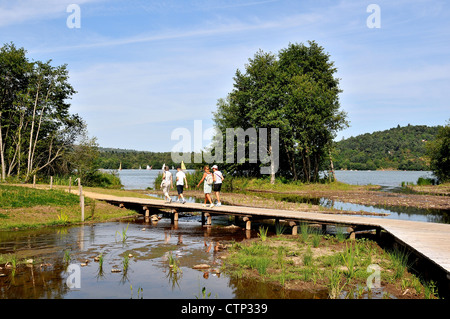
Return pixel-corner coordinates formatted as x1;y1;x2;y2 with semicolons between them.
0;215;327;299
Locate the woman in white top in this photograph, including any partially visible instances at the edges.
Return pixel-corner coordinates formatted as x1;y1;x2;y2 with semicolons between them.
161;166;173;203
197;165;214;208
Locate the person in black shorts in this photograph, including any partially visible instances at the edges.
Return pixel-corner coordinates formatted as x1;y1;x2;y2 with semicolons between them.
175;166;188;204
212;165;224;206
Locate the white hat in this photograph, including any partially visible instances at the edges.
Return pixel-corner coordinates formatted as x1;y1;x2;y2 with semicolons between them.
212;165;218;169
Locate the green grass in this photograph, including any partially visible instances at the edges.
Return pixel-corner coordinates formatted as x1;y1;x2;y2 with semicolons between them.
223;233;436;299
0;185;79;209
0;184;138;230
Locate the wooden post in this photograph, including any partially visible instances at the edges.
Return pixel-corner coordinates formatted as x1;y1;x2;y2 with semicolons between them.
289;221;298;236
171;209;179;224
78;178;81;196
347;227;355;240
69;177;72;193
80;186;84;222
376;227;381;239
243;217;251;230
33;175;36;188
205;213;211;226
143;206;150;218
50;176;53;190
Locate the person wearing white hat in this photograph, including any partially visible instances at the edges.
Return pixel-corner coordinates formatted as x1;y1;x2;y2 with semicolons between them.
212;165;224;206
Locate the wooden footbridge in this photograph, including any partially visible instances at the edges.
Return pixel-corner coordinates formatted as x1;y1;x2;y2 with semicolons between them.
80;190;450;283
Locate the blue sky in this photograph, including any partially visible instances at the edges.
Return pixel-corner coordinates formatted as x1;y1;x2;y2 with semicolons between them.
1;0;449;152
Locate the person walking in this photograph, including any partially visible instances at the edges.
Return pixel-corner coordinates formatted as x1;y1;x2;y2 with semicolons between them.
161;166;173;203
211;165;224;206
197;165;214;208
175;166;188;204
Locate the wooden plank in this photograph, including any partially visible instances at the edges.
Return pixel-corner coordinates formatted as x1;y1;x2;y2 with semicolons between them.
80;190;450;276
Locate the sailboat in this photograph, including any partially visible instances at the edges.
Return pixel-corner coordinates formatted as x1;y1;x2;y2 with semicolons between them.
119;162;122;171
181;161;186;170
146;165;151;170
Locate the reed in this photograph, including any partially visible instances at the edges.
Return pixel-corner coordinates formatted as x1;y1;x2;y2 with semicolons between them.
327;269;346;299
275;222;286;236
115;223;129;244
424;280;438;299
341;242;357;279
388;248;410;280
122;255;129;272
300;223;309;242
63;250;71;264
335;226;346;243
258;226;268;241
303;246;313;267
312;230;321;248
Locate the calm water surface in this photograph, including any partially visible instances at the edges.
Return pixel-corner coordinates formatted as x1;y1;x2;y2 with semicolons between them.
118;169;448;224
116;169;434;190
0;216;326;299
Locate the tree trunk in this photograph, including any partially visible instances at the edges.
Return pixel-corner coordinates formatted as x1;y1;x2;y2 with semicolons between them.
269;144;275;184
0;113;5;181
329;150;336;182
27;82;40;179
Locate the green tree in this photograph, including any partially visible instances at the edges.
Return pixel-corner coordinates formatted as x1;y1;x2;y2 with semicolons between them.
427;121;450;182
213;41;347;183
0;42;84;181
66;132;100;182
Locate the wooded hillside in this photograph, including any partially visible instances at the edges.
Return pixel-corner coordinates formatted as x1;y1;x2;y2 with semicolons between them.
332;124;440;170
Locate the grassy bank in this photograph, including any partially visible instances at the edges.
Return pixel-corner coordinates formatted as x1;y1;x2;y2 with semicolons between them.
0;185;138;230
406;182;450;196
221;226;439;299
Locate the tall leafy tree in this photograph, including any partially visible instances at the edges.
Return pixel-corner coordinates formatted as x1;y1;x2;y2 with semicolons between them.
427;121;450;182
213;41;348;183
0;42;84;181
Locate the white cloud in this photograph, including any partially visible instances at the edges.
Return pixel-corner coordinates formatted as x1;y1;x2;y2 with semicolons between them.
0;0;101;27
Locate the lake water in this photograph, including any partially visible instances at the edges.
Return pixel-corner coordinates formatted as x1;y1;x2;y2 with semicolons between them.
116;169;435;190
0;217;327;299
116;169;448;224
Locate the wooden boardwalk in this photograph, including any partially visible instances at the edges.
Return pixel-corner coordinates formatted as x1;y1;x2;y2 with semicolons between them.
82;190;450;278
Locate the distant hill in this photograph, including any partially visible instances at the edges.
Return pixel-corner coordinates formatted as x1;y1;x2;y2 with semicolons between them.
332;124;441;170
97;148;197;170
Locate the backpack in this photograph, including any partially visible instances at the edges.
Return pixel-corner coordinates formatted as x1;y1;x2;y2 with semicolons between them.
206;173;213;185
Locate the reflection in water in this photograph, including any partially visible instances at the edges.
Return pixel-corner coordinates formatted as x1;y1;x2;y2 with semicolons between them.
1;216;273;299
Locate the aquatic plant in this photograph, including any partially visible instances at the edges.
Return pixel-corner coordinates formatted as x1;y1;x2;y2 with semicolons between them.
335;226;346;243
57;211;69;223
327;269;346;299
167;251;182;274
275;222;286;236
122;255;129;272
258;226;268;241
96;253;104;277
300;223;309;242
115;223;129;244
303;246;313;267
130;285;144;299
424;280;438;299
195;286;217;299
312;230;321;248
63;250;71;264
388;248;410;280
341;242;357;279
